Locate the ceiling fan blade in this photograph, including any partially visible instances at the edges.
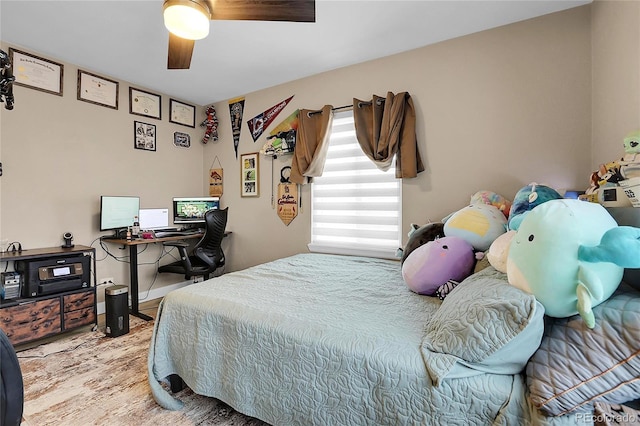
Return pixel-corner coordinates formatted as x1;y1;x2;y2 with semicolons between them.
167;33;195;69
206;0;315;22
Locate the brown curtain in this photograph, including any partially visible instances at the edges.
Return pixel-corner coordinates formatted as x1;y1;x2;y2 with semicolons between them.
290;105;334;184
353;92;424;178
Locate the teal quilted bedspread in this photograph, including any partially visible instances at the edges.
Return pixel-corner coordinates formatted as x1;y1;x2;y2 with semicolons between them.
148;253;583;425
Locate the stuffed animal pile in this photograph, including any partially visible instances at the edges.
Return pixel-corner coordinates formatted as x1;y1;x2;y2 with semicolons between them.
400;178;640;329
401;190;510;298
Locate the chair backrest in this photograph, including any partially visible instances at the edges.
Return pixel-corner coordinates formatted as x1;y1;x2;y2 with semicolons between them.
194;207;228;266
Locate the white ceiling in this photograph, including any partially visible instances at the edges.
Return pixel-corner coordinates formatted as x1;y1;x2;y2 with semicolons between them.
0;0;590;106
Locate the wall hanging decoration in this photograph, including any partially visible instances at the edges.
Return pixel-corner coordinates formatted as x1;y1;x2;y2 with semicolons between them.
228;97;245;159
169;98;195;127
77;70;118;109
260;109;299;157
247;95;294;142
134;121;156;151
276;166;298;226
240;152;259;197
200;105;219;144
173;132;190;148
209;156;223;197
9;48;62;96
0;49;15;110
129;87;161;120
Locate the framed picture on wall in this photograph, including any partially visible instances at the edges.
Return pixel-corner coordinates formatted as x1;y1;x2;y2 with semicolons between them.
9;48;64;96
240;152;259;197
169;99;195;128
173;132;190;148
134;121;156;151
129;87;161;119
77;70;119;109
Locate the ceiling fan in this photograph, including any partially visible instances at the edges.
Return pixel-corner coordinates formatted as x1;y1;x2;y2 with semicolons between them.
164;0;316;70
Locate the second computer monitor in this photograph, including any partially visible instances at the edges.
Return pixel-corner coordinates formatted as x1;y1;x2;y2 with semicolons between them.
138;208;170;230
173;197;220;224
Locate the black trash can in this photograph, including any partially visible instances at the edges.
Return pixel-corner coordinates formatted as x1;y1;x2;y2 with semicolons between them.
105;285;129;337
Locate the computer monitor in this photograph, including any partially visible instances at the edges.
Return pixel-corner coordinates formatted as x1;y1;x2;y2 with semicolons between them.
100;196;140;235
138;208;170;230
173;197;220;224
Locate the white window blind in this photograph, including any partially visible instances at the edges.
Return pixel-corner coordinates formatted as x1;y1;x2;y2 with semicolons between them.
309;110;402;259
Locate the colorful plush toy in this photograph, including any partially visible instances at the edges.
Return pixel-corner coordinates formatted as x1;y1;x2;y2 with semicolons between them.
469;190;512;219
200;105;219;144
402;236;477;296
620;130;640;162
619;130;640;179
487;230;515;274
397;222;445;264
443;203;507;252
506;199;640;328
507;183;563;231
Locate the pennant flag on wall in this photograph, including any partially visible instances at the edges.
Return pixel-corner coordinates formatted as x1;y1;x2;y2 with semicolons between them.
247;95;294;142
270;109;299;137
228;97;245;158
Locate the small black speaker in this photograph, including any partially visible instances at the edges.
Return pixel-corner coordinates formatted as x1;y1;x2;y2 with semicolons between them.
105;285;129;337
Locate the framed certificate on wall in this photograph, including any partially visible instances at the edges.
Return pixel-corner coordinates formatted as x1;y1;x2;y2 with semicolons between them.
169;99;195;128
77;70;119;109
10;48;63;96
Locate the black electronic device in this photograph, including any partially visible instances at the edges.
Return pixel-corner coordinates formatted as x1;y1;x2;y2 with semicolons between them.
0;272;21;300
105;285;129;337
16;254;91;297
62;232;74;248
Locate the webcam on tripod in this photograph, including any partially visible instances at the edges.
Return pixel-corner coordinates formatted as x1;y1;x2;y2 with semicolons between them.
62;232;74;248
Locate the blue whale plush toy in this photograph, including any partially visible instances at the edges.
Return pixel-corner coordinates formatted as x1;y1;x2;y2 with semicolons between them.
507;199;640;328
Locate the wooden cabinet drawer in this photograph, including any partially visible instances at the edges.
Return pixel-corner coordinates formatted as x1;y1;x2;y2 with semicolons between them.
63;291;95;312
64;306;95;330
0;298;61;345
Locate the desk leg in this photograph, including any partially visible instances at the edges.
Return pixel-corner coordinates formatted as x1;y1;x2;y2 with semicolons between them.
129;244;153;321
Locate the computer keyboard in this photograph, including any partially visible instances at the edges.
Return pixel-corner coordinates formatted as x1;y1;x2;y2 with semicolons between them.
153;229;203;238
181;228;204;234
154;231;185;238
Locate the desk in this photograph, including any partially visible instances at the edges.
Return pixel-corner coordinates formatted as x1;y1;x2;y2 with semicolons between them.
102;234;203;321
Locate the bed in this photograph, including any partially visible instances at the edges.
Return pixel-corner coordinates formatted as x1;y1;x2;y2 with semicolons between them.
148;253;640;425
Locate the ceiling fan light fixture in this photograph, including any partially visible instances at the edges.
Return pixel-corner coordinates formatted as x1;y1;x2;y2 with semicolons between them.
163;0;211;40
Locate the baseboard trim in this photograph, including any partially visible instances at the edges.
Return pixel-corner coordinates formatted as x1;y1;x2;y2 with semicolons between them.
96;280;192;315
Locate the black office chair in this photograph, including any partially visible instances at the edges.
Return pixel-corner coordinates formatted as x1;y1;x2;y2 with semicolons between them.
158;207;228;280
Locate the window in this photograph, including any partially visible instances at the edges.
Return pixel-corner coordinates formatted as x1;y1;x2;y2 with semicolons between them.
309;110;402;259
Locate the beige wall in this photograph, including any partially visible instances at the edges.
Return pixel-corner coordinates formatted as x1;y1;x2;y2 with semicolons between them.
212;5;592;272
591;0;640;164
3;3;626;305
